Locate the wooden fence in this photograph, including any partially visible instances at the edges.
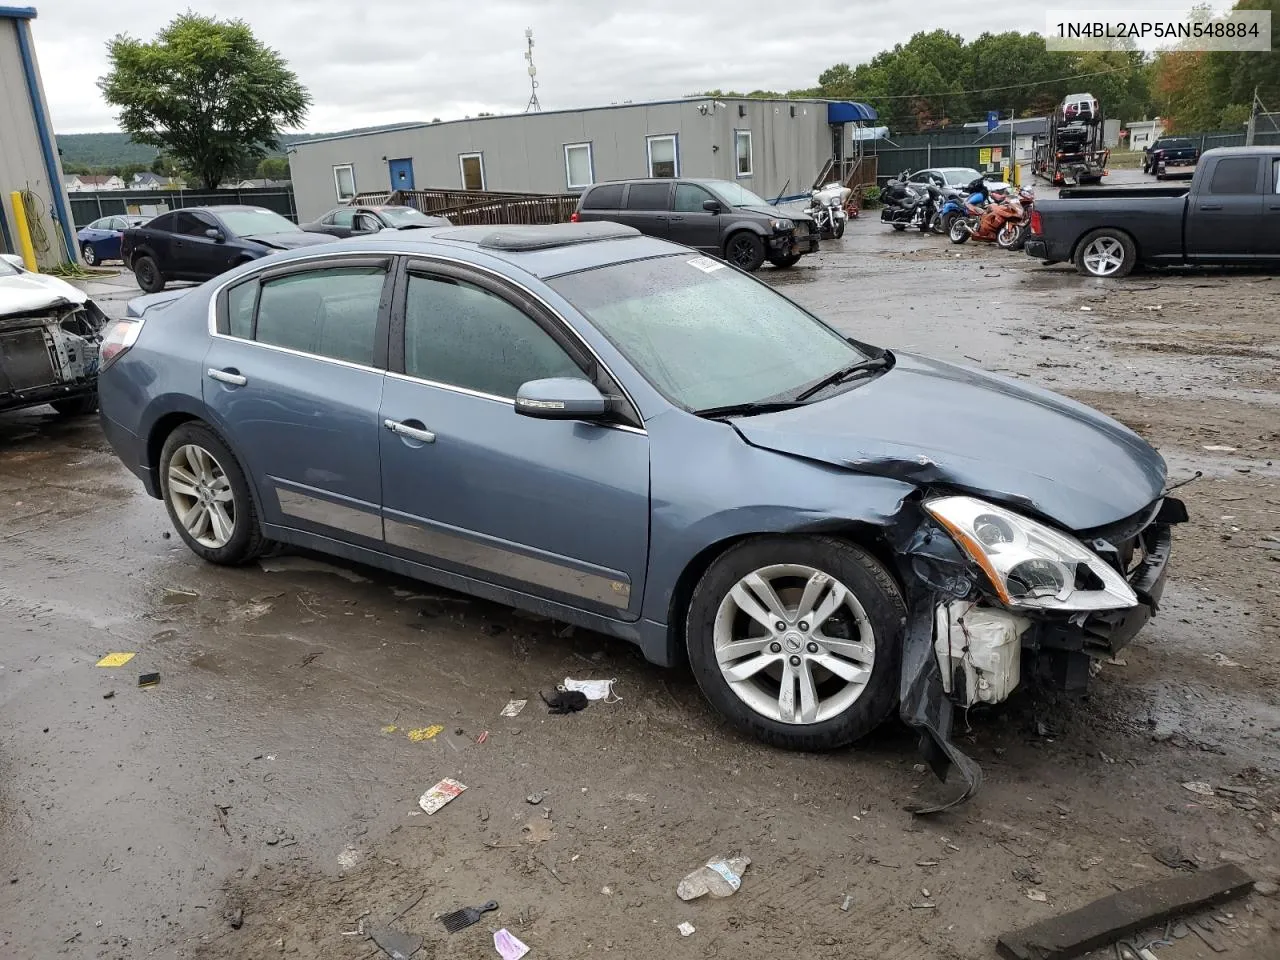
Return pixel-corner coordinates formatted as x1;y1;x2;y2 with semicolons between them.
351;188;578;225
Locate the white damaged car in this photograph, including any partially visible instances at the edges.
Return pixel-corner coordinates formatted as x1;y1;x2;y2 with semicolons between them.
0;253;108;416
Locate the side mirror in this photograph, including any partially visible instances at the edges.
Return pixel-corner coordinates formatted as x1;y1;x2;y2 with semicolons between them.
205;228;226;243
702;199;722;213
514;378;607;420
0;253;26;271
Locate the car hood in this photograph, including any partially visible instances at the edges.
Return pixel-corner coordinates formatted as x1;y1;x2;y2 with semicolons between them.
730;353;1167;532
0;268;90;317
245;231;337;250
738;204;814;222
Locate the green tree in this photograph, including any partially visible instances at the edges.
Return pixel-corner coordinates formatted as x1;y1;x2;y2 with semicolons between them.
256;156;290;179
98;14;310;189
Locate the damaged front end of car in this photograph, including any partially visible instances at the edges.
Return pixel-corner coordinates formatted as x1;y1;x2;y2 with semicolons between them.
887;491;1187;813
0;298;108;415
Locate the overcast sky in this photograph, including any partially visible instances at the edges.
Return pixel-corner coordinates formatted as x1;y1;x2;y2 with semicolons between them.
33;0;1234;134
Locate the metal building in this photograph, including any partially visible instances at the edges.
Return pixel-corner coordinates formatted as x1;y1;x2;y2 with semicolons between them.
288;98;877;221
0;5;75;268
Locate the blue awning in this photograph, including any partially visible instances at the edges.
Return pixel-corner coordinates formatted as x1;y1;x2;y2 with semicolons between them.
827;101;879;124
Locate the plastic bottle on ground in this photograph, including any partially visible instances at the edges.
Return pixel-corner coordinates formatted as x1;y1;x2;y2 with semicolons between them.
677;854;751;900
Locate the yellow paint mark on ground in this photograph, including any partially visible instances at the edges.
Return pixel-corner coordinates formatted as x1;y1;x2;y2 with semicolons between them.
406;725;444;742
96;652;136;668
381;724;398;734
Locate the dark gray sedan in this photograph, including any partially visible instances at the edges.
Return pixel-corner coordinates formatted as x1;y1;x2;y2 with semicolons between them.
302;205;451;238
96;222;1184;807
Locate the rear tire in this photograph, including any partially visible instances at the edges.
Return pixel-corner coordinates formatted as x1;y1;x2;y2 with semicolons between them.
891;224;906;232
1074;228;1137;279
51;394;98;416
768;254;802;269
685;536;906;751
159;422;267;566
949;219;971;244
133;255;165;293
724;232;766;272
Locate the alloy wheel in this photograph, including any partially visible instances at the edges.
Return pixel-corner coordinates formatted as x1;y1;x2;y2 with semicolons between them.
167;444;236;548
81;243;97;266
1082;237;1125;276
713;564;876;725
728;237;757;269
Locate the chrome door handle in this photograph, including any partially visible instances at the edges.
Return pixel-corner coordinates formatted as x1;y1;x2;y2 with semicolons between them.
207;368;247;386
384;418;436;443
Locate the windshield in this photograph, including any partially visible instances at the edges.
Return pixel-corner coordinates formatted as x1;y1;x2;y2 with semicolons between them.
548;255;869;412
378;207;436;226
218;209;300;237
0;257;18;277
703;181;769;207
941;168;982;185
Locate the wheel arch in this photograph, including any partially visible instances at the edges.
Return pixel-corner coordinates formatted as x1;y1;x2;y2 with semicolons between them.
145;411;267;519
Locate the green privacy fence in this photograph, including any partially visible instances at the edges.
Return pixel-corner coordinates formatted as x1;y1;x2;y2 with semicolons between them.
67;186;297;229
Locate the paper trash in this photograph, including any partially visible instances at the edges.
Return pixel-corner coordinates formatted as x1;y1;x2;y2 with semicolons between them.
418;778;467;815
494;928;530;960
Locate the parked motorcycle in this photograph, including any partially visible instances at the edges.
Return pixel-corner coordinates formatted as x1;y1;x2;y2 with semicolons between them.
809;183;852;239
880;171;928;231
928;185;967;235
949;181;1019;245
995;187;1036;250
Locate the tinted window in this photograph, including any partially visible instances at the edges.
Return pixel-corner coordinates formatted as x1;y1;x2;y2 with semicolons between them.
226;282;257;339
148;213;176;232
255;266;385;366
581;184;624;210
1209;158;1260;195
403;273;581;398
674;184;715;213
1275;159;1280;194
626;183;671;210
173;212;213;237
330;209;355;227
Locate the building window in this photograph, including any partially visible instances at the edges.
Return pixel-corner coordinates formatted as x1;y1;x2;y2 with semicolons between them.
647;135;678;178
460;153;486;191
333;164;356;201
564;142;594;191
734;130;753;177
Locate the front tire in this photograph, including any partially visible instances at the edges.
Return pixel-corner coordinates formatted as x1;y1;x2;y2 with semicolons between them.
81;243;98;267
1074;228;1136;278
833;220;846;239
159;423;266;566
685;536;906;751
725;232;766;272
768;254;802;269
891;223;906;232
133;255;165;293
996;221;1022;249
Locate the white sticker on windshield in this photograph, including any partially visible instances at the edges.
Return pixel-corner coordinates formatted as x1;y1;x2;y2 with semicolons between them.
687;256;726;274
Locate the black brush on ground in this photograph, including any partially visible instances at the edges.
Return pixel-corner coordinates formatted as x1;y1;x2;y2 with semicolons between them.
439;900;498;933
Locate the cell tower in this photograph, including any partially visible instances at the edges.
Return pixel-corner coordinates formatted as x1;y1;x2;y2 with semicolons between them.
524;28;541;113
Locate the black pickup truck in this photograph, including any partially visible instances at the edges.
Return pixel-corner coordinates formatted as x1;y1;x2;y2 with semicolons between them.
1025;147;1280;278
1142;137;1201;179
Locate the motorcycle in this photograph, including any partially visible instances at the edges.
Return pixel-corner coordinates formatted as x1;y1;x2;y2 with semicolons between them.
995;187;1036;250
928;185;967;235
949;181;1020;245
809;183;852;239
879;171;929;231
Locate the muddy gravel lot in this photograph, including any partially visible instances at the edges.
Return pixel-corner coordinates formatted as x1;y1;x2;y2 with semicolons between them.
2;212;1278;960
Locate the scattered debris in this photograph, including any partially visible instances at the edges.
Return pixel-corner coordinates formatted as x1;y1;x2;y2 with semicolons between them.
561;677;621;702
1025;889;1048;903
840;894;852;912
213;804;231;838
475;730;489;744
1254;880;1278;897
500;699;528;718
95;652;135;668
407;725;444;742
1207;652;1241;667
540;689;588;714
369;925;423;960
1202;445;1237;453
1153;845;1199;872
1191;918;1227;953
677;854;750;900
1014;865;1045;885
677;922;696;938
337;846;360;869
996;865;1256;960
259;556;369;582
162;587;200;604
226;906;243;930
381;725;398;734
1181;781;1215;797
137;672;160;687
440;899;499;933
526;793;544;806
494;928;530;960
523;818;554;843
102;690;115;700
418;778;467;815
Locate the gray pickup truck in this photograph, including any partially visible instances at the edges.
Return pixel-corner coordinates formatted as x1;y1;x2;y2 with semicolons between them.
1026;146;1280;278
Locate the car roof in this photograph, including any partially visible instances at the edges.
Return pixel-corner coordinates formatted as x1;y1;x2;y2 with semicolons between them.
586;178;726;187
276;222;685;279
181;205;285;214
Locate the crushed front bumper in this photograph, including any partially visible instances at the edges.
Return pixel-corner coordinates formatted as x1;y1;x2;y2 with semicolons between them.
770;222;820;256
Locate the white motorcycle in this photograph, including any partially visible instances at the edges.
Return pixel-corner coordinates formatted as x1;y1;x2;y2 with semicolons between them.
809;183;851;240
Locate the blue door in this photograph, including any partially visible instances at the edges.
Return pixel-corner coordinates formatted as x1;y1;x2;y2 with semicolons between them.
378;263;651;619
388;158;415;191
202;258;392;545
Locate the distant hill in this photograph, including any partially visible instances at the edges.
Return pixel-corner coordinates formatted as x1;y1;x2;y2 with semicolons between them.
56;124;419;171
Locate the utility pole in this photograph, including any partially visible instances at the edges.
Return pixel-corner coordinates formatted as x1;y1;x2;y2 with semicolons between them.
1245;85;1259;145
524;29;541;113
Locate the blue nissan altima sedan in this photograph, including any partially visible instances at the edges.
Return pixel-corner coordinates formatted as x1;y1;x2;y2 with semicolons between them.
97;222;1185;807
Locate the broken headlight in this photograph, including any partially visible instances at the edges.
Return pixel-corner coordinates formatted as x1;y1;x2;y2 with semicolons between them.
924;496;1138;612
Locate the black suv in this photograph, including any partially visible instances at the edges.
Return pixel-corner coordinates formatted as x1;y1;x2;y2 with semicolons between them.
572;179;819;271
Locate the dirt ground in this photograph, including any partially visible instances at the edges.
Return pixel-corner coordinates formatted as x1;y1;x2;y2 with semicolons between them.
2;201;1279;960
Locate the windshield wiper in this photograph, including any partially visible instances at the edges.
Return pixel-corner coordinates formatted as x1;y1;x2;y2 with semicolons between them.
694;400;808;420
793;353;893;403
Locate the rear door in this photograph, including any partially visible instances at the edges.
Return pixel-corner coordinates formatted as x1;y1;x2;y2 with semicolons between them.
1185;156;1265;260
378;260;650;618
574;183;625;225
669;182;721;252
1265;157;1280;258
620;182;673;238
203;256;392;544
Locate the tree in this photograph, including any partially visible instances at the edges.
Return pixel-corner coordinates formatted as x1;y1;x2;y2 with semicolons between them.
98;14;310;189
256;156;290;179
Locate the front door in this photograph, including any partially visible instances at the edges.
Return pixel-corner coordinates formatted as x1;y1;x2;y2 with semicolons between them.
378;261;650;618
669;182;721;252
1185;155;1264;260
170;211;225;278
202;256;392;543
388;158;415;191
1265;156;1280;258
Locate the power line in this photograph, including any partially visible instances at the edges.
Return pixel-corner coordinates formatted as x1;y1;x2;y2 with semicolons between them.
858;65;1132;101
